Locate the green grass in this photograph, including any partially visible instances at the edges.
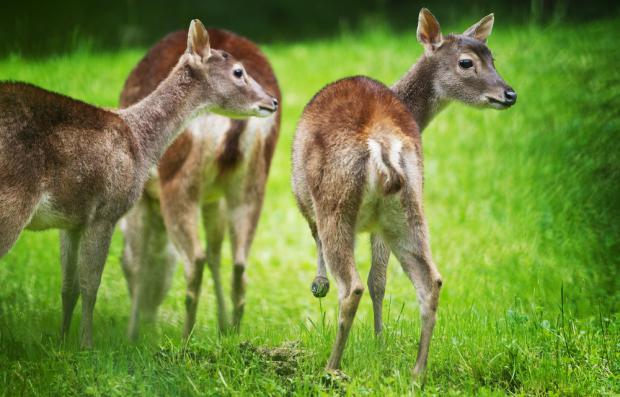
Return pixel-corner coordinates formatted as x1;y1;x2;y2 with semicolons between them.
1;18;619;396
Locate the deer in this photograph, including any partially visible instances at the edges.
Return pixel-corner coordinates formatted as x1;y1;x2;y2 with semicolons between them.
292;8;516;378
0;19;278;348
118;28;280;340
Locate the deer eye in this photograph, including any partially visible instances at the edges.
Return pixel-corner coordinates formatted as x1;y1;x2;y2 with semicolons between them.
459;59;474;69
233;69;244;78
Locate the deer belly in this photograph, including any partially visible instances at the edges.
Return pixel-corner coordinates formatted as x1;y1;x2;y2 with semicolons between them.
357;189;404;234
26;193;78;230
356;190;384;233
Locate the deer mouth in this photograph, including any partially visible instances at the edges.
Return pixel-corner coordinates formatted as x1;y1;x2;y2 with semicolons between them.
486;96;512;109
256;103;278;117
258;105;277;113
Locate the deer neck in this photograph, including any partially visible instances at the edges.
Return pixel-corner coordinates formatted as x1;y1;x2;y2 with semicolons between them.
391;55;448;132
119;58;203;166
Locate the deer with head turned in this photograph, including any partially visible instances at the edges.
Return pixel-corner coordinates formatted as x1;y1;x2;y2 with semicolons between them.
292;9;516;377
119;28;280;340
0;19;277;348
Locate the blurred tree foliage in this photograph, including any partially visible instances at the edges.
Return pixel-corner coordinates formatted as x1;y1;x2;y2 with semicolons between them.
1;0;618;57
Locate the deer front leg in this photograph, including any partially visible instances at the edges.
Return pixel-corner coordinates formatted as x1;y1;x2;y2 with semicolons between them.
310;223;330;298
0;218;25;258
127;286;141;342
0;189;38;257
368;233;389;336
60;229;81;339
77;221;115;348
122;196;178;341
121;199;147;342
316;213;364;371
201;200;228;332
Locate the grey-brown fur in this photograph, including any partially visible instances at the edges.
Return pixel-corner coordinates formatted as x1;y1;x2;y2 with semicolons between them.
292;9;516;378
0;19;276;348
119;28;281;340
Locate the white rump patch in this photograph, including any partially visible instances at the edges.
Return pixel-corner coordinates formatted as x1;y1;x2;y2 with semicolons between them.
387;136;404;175
367;138;390;189
367;136;406;193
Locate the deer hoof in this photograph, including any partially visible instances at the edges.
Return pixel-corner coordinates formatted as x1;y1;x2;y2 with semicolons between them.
311;276;330;298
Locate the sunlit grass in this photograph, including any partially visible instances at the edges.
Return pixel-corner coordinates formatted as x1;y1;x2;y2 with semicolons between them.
1;18;618;396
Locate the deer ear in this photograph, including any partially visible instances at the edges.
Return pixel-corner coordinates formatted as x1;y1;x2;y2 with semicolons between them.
417;8;443;53
187;19;211;59
463;14;494;43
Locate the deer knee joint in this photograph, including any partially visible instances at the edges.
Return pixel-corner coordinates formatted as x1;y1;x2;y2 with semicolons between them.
185;293;197;309
232;263;247;303
207;258;219;272
195;253;206;267
368;279;385;298
62;283;77;295
233;263;246;279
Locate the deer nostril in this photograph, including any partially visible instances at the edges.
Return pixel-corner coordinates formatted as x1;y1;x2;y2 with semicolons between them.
504;89;517;104
272;98;278;108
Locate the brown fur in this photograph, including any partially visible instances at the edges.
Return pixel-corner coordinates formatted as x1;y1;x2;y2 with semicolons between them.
0;20;277;348
119;28;281;339
0;82;140;234
158;131;193;183
215;119;247;173
292;9;516;379
293;76;431;374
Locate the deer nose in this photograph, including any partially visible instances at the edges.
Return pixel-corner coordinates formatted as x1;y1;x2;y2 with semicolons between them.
504;89;517;105
272;98;279;109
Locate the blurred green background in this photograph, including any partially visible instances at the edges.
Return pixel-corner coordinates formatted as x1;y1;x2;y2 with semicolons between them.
1;1;619;396
2;0;619;56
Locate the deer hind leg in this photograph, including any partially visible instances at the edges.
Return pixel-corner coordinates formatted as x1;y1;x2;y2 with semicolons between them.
202;200;228;332
227;195;262;330
60;229;81;339
77;220;115;348
163;197;205;339
310;222;330;298
368;233;389;336
313;203;364;370
160;160;207;339
384;192;442;378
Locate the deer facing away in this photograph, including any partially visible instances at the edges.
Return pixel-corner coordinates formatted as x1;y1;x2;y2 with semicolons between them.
0;20;277;348
118;28;281;340
292;9;516;377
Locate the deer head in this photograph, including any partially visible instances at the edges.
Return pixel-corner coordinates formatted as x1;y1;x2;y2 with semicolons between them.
416;8;517;109
184;19;278;118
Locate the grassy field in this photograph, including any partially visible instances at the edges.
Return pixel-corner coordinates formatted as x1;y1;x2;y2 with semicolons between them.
1;18;619;396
